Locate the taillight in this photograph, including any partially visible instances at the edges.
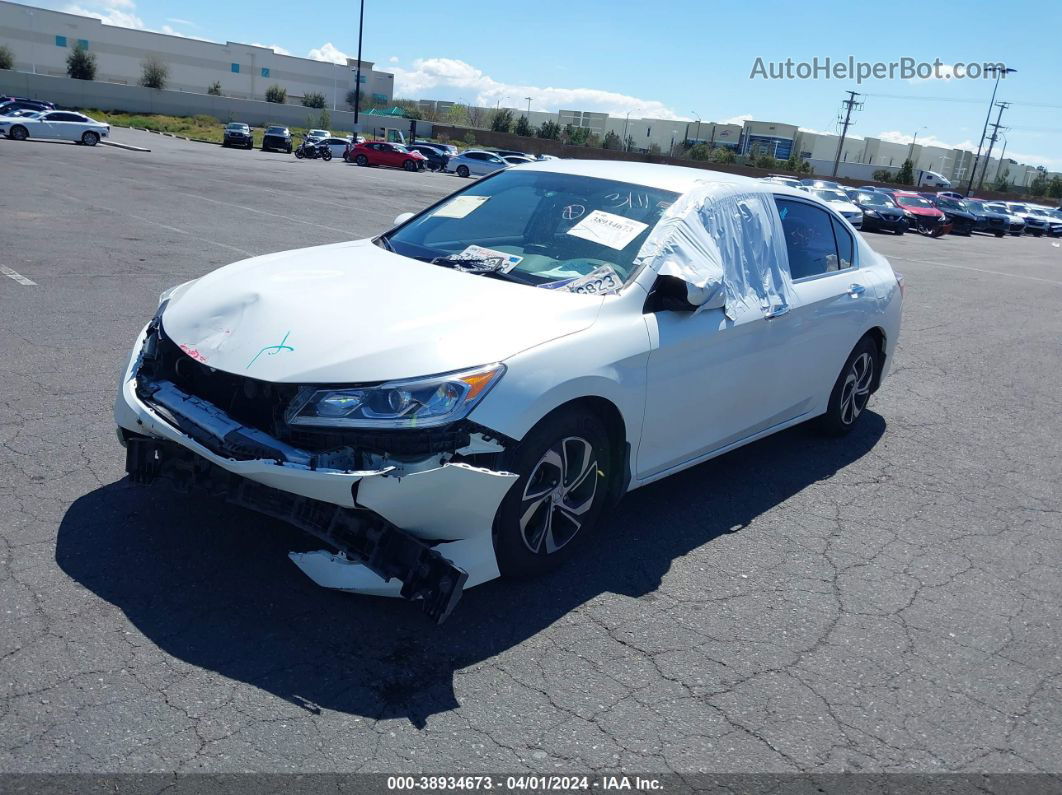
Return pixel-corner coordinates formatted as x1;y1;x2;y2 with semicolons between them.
895;272;906;299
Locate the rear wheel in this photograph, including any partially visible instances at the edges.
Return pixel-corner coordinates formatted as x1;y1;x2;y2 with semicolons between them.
815;336;879;436
81;131;100;146
294;148;304;159
994;231;1005;238
493;409;612;578
321;149;332;161
9;125;28;141
355;154;369;166
456;165;470;178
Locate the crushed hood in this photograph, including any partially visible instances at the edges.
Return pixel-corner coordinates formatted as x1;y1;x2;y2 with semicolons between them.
161;239;603;383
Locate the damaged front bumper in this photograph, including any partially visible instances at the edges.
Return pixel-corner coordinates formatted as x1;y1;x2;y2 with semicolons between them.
114;323;517;622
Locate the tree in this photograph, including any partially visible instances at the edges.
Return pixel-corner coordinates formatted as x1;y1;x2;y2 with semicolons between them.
207;81;222;96
446;103;469;127
514;114;534;137
302;91;326;109
537;120;560;140
1029;172;1048;197
603;130;622;150
265;84;287;104
0;44;13;71
345;89;362;111
466;105;488;129
755;154;777;170
490;108;514;133
648;143;662;156
585;133;602;148
66;43;96;81
1047;175;1062;199
895;158;915;185
306;108;331;130
992;171;1010;193
139;56;168;89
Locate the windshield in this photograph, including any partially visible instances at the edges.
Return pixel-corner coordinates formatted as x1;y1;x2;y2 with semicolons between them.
937;198;965;210
226;123;247;130
897;196;933;208
1010;205;1028;212
266;126;287;134
815;189;848;203
857;192;895;207
308;129;328;137
383;170;679;286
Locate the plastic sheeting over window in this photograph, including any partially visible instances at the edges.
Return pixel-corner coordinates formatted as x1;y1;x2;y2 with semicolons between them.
633;183;793;320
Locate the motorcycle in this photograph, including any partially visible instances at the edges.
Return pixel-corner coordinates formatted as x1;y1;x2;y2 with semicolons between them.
294;139;332;161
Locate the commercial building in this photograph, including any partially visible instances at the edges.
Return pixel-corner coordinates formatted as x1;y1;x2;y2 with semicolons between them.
0;0;394;108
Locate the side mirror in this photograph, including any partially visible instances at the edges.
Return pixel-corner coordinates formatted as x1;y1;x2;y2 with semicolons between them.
393;212;415;226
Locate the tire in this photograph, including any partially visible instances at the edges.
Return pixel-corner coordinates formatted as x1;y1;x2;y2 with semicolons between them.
403;159;417;172
1033;231;1043;237
9;125;28;141
456;165;470;178
321;149;332;161
294;148;304;159
895;227;905;236
994;232;1005;238
815;336;879;437
493;409;613;578
355;154;369;166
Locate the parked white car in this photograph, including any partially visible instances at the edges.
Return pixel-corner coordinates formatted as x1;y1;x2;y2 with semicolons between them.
115;161;903;621
447;149;507;177
810;188;864;228
0;109;110;145
319;135;354;159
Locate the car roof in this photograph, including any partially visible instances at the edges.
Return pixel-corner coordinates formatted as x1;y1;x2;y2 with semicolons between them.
513;159;764;194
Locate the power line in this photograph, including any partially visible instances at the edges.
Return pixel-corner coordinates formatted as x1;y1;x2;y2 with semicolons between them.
831;91;863;177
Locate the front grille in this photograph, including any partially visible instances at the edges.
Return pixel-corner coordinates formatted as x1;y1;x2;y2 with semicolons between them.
140;324;473;456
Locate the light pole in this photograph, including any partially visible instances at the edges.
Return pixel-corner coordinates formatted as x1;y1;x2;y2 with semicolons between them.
691;111;701;144
912;125;927;146
352;0;365;125
525;96;532;115
964;64;1016;196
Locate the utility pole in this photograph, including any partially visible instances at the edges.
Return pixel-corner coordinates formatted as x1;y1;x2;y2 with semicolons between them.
965;64;1016;196
976;102;1009;192
353;0;365;125
525;96;532;114
831;91;862;178
994;132;1009;184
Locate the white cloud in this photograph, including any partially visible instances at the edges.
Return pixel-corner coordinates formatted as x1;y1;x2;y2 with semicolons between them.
907;63;957;84
720;113;753;125
251;42;292;55
878;130;977;150
307;42;349;65
390;57;683;119
165;16;195;26
64;0;145;29
389;56;399;64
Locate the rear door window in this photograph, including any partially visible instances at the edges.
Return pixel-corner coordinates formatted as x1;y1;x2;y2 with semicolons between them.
775;198;846;279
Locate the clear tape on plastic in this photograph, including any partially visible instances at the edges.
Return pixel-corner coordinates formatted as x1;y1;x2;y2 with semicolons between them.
633;184;793;320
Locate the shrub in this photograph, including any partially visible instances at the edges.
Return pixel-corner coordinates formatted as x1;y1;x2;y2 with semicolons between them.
514;114;534;137
139;56;168;89
688;143;712;160
207;81;221;96
754;154;777;170
648;143;662;156
537;120;560;140
602;130;622;150
463;131;476;146
302;91;326;109
66;43;96;80
490;108;514;133
709;147;735;164
1048;175;1062;199
345;89;361;110
1029;173;1048;196
0;44;13;71
265;84;287;104
894;158;914;185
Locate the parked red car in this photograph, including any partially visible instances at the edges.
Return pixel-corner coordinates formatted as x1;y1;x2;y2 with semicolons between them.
344;141;427;171
891;191;952;237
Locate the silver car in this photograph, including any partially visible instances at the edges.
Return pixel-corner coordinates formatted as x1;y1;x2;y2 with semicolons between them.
447;149;507;178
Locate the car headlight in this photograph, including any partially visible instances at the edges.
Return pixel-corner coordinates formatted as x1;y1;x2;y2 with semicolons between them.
903;210;915;218
865;210;880;218
285;364;506;429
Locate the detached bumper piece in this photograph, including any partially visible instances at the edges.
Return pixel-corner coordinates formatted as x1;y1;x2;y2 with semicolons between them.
124;436;469;623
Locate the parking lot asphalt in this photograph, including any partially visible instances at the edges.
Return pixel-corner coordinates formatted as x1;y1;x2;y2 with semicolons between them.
1;128;1060;774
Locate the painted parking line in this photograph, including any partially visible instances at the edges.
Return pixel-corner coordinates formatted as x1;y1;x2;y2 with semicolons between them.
1;266;37;286
892;255;1062;286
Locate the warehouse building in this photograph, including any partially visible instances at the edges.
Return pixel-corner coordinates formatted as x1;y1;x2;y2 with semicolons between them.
0;0;394;108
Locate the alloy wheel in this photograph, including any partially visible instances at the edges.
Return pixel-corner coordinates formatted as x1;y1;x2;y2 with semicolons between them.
518;436;599;555
840;352;874;425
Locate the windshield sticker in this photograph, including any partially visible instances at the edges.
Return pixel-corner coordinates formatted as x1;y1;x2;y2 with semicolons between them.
565;210;649;251
561;204;586;221
432;195;490;218
560;265;621;295
448;245;523;272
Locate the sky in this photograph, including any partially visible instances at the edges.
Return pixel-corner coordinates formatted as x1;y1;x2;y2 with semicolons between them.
36;0;1062;168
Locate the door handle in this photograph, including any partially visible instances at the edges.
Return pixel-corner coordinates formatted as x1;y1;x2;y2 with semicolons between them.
848;284;866;297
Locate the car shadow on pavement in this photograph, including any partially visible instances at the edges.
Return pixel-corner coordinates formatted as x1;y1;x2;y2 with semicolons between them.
56;413;885;728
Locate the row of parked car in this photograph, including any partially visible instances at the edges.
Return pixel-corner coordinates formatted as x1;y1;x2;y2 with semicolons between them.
761;175;1062;239
0;96;111;146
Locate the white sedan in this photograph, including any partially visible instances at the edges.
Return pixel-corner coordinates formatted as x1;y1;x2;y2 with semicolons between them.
0;109;110;145
809;187;864;228
115;160;903;621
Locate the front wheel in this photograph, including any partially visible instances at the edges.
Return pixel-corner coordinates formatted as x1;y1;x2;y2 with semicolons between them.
81;131;100;146
294;148;304;159
456;165;470;178
493;410;612;578
815;337;879;437
994;231;1005;238
403;159;417;172
9;125;28;141
355;154;369;166
321;149;332;161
